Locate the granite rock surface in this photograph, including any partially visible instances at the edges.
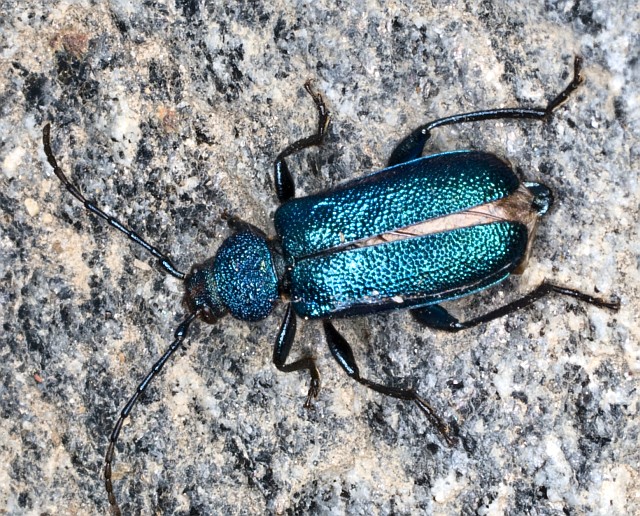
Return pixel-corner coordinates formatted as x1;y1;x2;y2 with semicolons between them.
1;1;638;514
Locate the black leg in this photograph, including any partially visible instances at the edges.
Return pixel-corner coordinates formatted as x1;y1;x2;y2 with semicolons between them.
410;304;462;332
104;312;198;516
274;81;331;203
42;124;185;280
412;281;620;332
273;303;321;407
387;57;584;167
323;321;458;446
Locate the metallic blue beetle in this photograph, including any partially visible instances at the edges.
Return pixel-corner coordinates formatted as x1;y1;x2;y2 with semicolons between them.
43;57;618;515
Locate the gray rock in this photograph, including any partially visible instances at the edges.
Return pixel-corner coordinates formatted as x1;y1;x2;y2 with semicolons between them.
1;1;637;514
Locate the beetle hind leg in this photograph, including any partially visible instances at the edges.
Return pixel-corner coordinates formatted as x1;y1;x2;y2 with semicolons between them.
273;304;321;407
387;56;584;168
412;281;620;332
411;304;466;332
323;321;458;446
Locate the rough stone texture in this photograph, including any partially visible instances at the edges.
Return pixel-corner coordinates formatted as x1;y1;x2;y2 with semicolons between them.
1;1;637;514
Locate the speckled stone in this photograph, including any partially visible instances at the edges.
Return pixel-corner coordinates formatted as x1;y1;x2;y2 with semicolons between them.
1;1;638;515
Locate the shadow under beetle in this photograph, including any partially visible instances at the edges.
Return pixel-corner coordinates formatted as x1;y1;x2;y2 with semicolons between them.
42;56;619;514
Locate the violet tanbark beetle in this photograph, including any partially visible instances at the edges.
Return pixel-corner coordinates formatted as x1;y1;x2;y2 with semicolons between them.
42;56;619;515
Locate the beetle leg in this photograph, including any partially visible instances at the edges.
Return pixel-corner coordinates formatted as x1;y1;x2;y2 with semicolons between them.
411;304;464;332
273;303;321;407
387;56;584;167
274;81;331;203
411;281;620;332
323;321;458;446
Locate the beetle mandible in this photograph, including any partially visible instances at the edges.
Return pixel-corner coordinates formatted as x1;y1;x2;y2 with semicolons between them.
42;56;619;514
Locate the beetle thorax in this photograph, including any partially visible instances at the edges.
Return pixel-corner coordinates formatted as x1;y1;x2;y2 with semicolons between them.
184;229;281;323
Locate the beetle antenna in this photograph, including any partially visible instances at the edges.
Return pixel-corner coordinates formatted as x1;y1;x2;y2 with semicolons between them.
104;311;198;515
42;123;186;280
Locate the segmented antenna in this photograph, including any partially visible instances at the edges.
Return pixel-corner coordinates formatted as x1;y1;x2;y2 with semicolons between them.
43;124;198;513
42;124;186;280
104;312;198;515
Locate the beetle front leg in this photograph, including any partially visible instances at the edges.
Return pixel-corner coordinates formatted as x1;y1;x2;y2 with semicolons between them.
411;281;620;332
387;56;584;167
323;321;458;446
274;81;331;203
273;303;321;407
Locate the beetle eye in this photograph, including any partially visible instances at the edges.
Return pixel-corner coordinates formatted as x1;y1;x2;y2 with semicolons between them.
200;307;219;324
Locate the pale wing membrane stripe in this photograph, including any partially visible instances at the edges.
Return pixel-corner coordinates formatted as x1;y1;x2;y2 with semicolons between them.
296;185;539;312
356;184;537;248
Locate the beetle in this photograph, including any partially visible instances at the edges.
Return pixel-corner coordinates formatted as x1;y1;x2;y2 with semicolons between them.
42;56;619;514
